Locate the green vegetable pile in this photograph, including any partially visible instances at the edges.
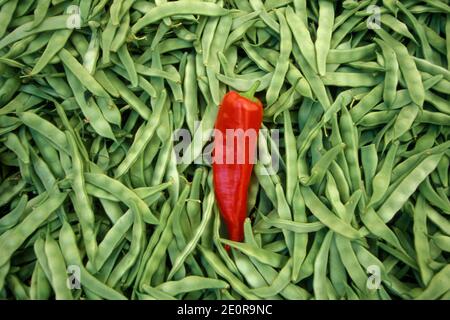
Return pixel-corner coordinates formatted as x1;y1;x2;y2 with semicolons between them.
0;0;450;300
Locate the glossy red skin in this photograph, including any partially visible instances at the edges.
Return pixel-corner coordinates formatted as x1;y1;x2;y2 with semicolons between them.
213;91;263;243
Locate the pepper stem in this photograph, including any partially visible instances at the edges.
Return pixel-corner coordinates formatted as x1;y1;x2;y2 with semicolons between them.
240;81;260;102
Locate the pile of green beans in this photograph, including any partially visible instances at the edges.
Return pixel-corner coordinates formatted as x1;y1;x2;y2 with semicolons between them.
0;0;449;300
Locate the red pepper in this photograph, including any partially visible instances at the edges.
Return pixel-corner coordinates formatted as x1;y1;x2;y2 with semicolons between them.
213;82;263;245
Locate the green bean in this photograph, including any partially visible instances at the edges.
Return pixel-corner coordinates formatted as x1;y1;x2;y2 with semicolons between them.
275;183;294;253
58;221;127;300
301;186;361;239
241;41;274;73
210;206;246;279
322;72;383;87
265;10;291;106
248;0;279;33
89;70;119;98
174;24;197;42
0;92;41;116
306;143;345;186
84;172;158;225
19;111;69;155
397;2;437;64
414;58;450;83
44;234;73;300
107;199;144;287
183;53;198;135
375;28;424;107
110;14;130;52
134;200;169;289
368;141;399;207
0;195;27;233
158;276;229;296
283;110;297;204
16;33;50;59
432;233;450;253
417;110;450;125
416;265;450;300
387;103;419;144
79;0;93;21
352;241;388;283
0;261;10;290
101;19;117;64
59;48;109;98
30;29;72;76
297;229;326;282
255;255;310;299
436;156;448;188
104;70;151;119
3;133;29;164
315;0;334;76
374;39;398;108
169;183;191;251
119;58;181;83
30;262;51;300
327;44;376;64
29;147;56;191
257;47;313;99
66;131;98;266
96;97;121;127
425;91;450;115
331;16;363;49
285;6;317;73
117;44;138;88
324;172;348;221
164;65;184;102
115;91;166;178
0;191;67;268
225;18;257;49
167;192;214;280
340;105;362;192
0;15;71;51
292;45;331;109
380;14;416;43
89;210;132;272
132;2;228;34
329;236;347;298
216;72;273;92
110;0;123;25
335;234;367;293
140;284;176;300
43;72;72;101
66;70;116;141
151;138;172;187
178;102;218;172
314;231;334;300
249;258;292;298
392;142;450;182
420;24;445;56
199;245;259;300
6;274;29;300
0;0;18;38
221;237;287;269
361;144;378;194
414;196;434;286
3;34;35;58
378;152;444;223
232;250;275;296
0;75;21;105
419;177;450;213
138;204;178;288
